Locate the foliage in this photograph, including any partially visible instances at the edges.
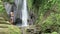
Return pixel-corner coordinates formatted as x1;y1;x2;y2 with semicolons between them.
1;0;14;4
0;24;21;34
28;0;60;33
8;25;21;34
0;0;9;21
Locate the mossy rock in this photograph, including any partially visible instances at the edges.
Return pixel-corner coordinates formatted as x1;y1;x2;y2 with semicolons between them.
0;17;21;34
51;32;58;34
0;24;21;34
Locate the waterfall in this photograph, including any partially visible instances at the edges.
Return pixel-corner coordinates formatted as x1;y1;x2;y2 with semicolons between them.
4;0;28;27
22;0;28;27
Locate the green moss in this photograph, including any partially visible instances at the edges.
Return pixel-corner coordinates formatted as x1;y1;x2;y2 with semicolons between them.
0;24;21;34
0;0;9;21
51;32;58;34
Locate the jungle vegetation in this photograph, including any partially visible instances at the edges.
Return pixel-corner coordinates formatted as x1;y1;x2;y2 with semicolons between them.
27;0;60;33
0;0;60;34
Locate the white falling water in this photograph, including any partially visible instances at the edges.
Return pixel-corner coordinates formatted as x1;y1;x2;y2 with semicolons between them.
22;0;28;27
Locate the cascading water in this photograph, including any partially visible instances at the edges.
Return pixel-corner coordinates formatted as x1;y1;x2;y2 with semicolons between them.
4;0;28;27
22;0;28;27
